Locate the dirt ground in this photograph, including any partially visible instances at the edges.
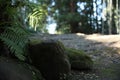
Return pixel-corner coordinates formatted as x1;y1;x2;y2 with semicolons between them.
35;33;120;80
52;33;120;80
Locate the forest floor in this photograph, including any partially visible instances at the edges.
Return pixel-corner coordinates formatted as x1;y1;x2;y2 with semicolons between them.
37;33;120;80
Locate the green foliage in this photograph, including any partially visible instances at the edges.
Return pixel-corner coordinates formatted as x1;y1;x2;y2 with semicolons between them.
56;24;71;34
66;48;93;70
0;0;48;61
52;0;94;33
0;26;30;61
28;3;48;32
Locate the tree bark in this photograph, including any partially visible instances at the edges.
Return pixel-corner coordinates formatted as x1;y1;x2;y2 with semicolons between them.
108;0;112;34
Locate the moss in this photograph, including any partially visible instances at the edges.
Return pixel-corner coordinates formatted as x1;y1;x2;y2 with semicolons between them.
65;48;93;70
29;37;42;45
29;40;71;80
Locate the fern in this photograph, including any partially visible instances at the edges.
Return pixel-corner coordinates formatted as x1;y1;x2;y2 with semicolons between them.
0;26;30;61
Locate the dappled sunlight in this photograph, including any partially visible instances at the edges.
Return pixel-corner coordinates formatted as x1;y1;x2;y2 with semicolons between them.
116;48;120;54
76;33;120;48
85;34;120;48
76;33;85;36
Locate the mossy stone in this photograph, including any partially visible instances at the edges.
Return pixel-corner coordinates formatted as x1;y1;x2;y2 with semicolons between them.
0;56;44;80
29;40;71;80
66;48;93;70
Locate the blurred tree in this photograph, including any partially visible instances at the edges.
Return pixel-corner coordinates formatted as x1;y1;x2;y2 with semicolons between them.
101;0;120;34
53;0;120;34
114;0;120;34
52;0;94;34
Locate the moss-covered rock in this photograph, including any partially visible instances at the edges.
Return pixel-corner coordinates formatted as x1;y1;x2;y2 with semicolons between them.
66;48;93;70
29;40;71;80
0;56;44;80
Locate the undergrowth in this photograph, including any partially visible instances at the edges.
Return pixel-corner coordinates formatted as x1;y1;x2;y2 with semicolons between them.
0;26;31;60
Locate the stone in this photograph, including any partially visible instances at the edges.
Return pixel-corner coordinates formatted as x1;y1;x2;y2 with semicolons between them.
29;40;71;80
66;48;93;70
0;56;44;80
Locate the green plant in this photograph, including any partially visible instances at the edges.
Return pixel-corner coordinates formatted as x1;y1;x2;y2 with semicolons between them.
0;26;30;60
0;0;47;61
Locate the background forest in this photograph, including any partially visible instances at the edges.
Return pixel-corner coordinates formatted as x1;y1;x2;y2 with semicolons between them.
0;0;120;35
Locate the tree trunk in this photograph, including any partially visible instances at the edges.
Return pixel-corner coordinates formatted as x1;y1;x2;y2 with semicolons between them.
108;0;112;34
95;0;99;33
116;0;120;34
70;22;79;33
101;0;105;34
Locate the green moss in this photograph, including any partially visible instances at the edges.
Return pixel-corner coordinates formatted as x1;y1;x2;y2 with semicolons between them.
65;48;93;70
29;40;71;80
29;38;42;45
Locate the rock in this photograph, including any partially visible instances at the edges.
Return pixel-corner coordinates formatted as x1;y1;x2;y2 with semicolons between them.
29;40;71;80
0;56;44;80
0;41;10;57
66;48;93;70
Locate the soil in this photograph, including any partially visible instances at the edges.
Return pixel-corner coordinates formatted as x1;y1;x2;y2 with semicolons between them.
35;33;120;80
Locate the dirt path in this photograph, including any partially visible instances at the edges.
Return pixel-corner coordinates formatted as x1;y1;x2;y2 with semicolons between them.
35;33;120;80
51;34;120;80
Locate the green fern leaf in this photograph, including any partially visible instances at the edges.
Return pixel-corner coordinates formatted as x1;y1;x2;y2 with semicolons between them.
0;26;30;61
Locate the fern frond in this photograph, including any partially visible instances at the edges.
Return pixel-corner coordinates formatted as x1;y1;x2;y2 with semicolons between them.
0;26;30;61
